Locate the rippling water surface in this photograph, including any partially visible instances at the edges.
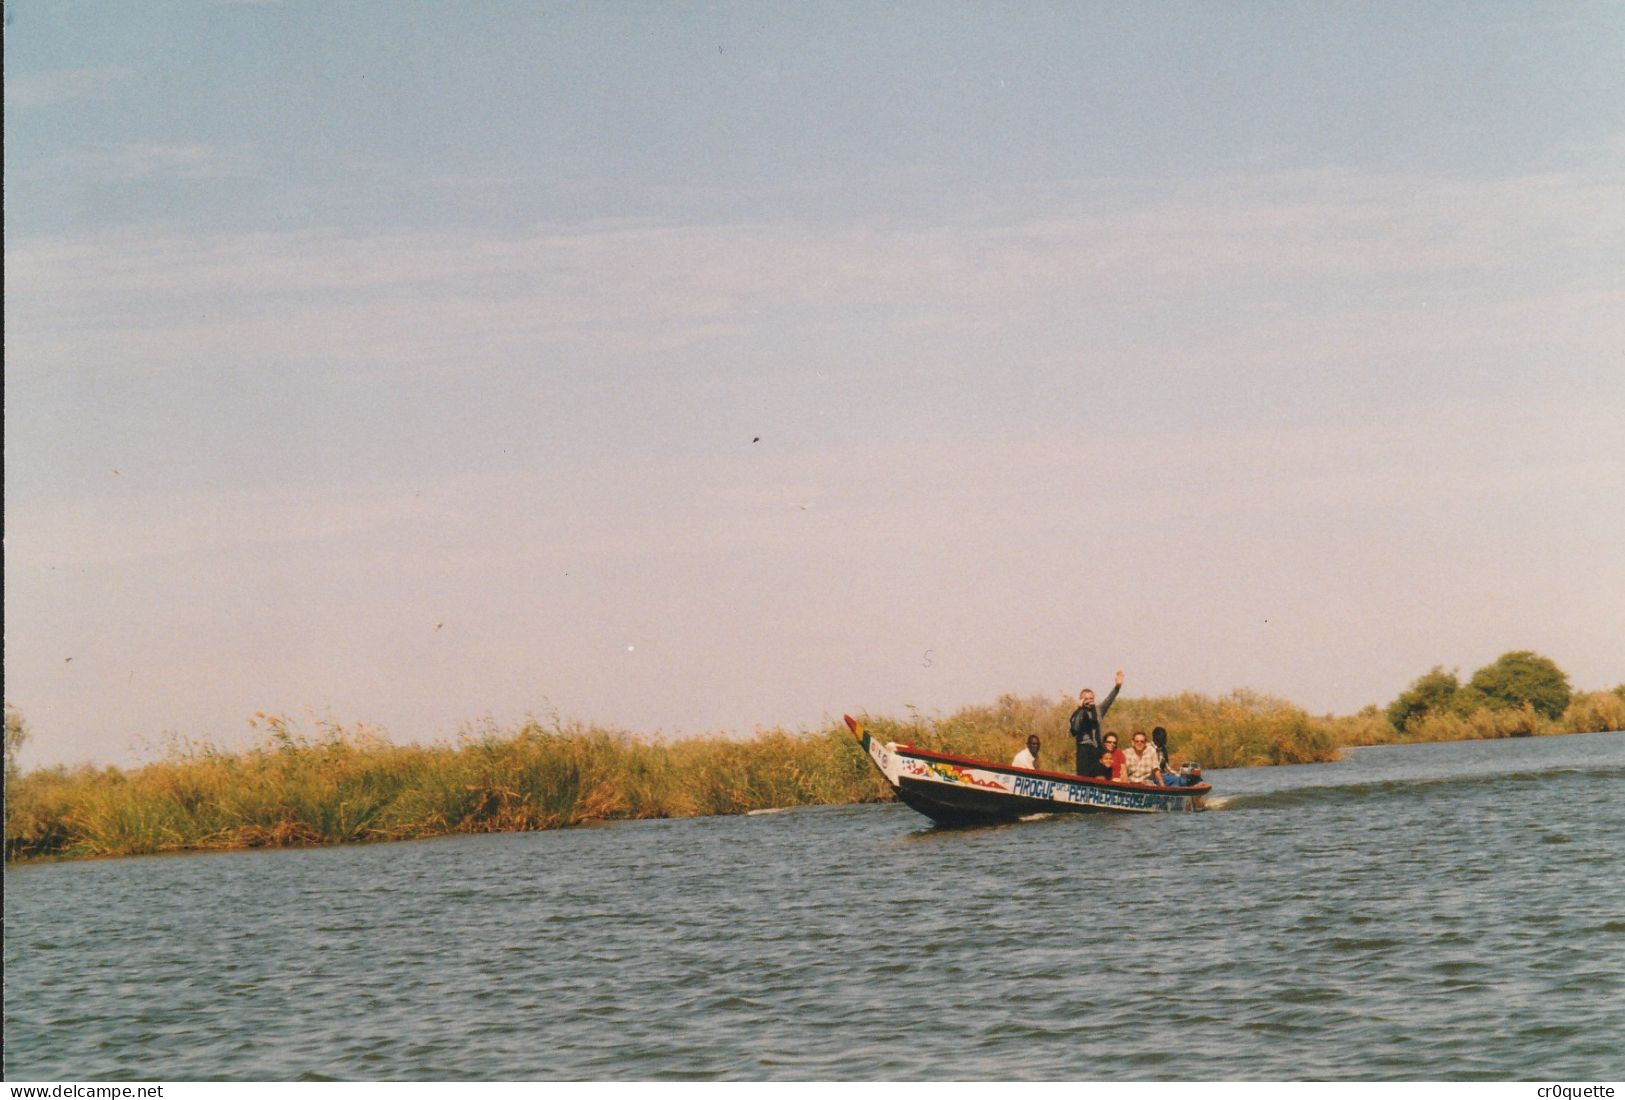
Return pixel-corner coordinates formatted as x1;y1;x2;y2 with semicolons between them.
6;731;1623;1080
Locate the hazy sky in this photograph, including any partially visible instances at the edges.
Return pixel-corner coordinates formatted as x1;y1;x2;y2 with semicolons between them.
6;1;1624;768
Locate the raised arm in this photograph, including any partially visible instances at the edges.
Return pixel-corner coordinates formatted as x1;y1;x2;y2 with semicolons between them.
1098;669;1124;717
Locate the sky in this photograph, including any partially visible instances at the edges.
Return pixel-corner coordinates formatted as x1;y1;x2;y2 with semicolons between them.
6;1;1624;769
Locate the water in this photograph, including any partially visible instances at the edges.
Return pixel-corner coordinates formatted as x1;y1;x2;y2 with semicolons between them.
5;731;1623;1081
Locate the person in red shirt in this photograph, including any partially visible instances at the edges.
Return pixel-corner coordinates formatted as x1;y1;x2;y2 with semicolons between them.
1099;732;1126;781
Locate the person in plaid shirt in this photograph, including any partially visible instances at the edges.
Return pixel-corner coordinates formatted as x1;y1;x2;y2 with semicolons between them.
1121;730;1164;785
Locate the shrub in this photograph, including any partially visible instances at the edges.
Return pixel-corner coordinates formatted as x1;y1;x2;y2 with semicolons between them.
1386;667;1463;730
4;705;26;791
1467;651;1572;720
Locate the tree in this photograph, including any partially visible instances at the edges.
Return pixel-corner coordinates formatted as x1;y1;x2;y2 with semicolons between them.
4;705;26;791
1467;651;1572;720
1387;667;1463;730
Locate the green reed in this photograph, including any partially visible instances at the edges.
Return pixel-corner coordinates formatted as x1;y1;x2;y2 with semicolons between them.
5;689;1618;862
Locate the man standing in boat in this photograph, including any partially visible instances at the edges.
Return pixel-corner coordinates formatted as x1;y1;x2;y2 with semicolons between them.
1069;669;1123;777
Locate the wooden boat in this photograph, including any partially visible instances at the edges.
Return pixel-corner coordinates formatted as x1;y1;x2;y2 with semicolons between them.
844;714;1210;826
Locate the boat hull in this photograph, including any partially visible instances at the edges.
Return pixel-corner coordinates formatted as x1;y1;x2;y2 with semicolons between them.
845;715;1208;826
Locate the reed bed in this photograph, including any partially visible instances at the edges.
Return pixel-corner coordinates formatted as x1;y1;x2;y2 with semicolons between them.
4;714;894;862
1325;689;1625;746
5;689;1618;863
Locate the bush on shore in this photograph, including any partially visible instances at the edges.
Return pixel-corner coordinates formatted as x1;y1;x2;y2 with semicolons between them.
1336;687;1625;746
1384;651;1579;734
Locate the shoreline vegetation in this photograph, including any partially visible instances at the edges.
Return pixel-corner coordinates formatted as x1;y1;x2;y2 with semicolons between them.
7;677;1623;864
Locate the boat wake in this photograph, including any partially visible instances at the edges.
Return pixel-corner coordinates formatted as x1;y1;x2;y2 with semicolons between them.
1214;763;1625;812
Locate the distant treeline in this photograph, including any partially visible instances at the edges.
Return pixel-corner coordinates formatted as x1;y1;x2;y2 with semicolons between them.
5;655;1622;862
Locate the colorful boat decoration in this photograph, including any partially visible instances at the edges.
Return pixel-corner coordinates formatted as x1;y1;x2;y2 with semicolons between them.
844;714;1210;826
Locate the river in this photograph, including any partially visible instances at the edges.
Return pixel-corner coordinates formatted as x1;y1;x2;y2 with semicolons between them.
5;731;1622;1080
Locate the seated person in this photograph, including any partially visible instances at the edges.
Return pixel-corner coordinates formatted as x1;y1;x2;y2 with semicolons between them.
1011;734;1042;770
1098;733;1125;781
1151;726;1200;786
1151;726;1177;783
1121;730;1164;785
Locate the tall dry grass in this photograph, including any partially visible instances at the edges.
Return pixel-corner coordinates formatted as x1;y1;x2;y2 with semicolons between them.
4;713;897;862
1561;688;1625;734
1326;688;1625;746
858;689;1339;768
6;687;1619;863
